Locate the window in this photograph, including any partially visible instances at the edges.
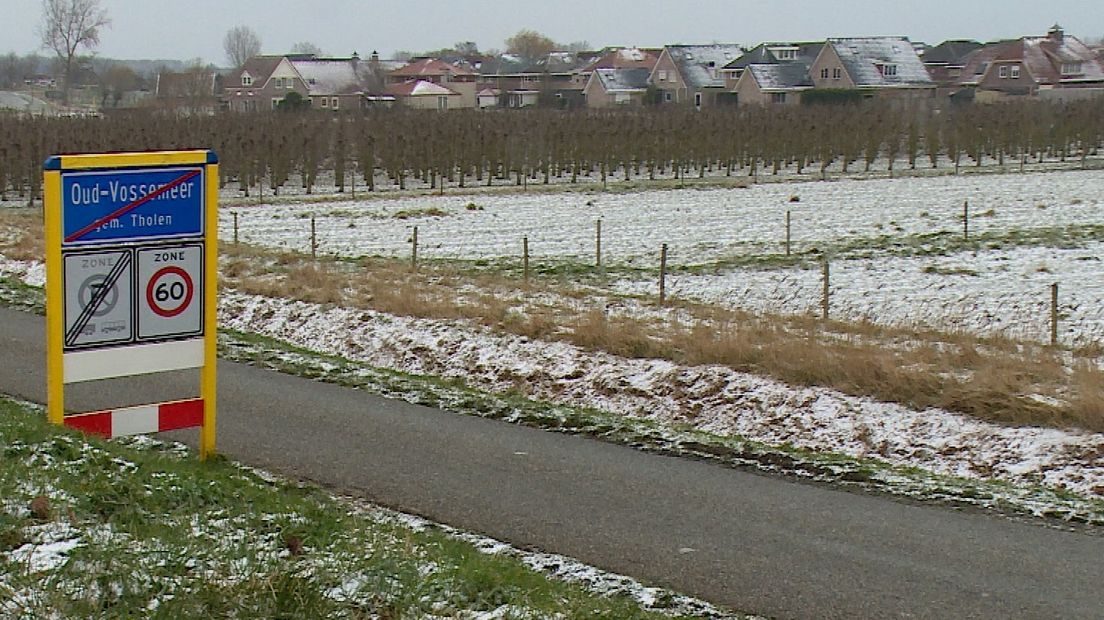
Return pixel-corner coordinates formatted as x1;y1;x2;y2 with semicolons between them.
241;75;253;86
773;48;797;61
833;67;842;80
999;66;1009;79
882;64;898;77
1010;65;1020;79
771;92;787;104
1061;62;1082;75
694;92;702;108
820;67;829;79
321;97;328;108
664;91;672;102
275;78;283;88
615;92;631;104
331;97;339;109
657;70;668;81
286;78;294;89
437;95;448;110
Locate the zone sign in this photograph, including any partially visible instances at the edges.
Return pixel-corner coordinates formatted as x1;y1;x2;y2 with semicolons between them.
137;244;203;340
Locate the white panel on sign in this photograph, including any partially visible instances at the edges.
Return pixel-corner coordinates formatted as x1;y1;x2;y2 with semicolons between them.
63;250;134;350
63;338;205;383
136;244;204;341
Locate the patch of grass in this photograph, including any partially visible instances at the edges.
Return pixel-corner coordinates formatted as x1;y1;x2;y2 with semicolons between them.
392;207;449;219
0;397;722;619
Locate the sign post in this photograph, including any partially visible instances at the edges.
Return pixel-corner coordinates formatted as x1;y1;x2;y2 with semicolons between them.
43;150;219;460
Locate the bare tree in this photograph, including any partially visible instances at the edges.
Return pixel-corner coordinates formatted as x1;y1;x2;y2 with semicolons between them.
223;25;261;68
39;0;110;104
290;41;322;56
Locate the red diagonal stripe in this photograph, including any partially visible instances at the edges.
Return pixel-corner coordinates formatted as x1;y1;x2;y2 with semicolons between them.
64;169;201;243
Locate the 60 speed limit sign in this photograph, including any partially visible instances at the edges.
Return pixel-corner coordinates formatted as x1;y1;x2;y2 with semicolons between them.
137;244;203;339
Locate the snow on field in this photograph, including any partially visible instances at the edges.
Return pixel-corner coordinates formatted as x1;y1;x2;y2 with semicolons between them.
226;169;1104;343
622;243;1104;344
225;169;1104;262
214;290;1104;498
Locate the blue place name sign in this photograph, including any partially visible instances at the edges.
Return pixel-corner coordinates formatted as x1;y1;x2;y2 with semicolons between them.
62;167;205;246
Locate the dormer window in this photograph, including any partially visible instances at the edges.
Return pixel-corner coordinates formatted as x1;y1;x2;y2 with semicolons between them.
1010;65;1020;79
771;48;797;61
1061;62;1082;75
241;74;253;86
879;63;898;77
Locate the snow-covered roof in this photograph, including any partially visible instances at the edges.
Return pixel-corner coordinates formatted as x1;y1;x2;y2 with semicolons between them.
827;37;934;88
665;44;745;89
385;80;458;97
745;63;815;91
958;27;1104;87
289;58;377;96
0;91;53;114
594;67;650;92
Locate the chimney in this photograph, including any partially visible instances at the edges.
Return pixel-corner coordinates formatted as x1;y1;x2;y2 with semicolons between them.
370;50;380;62
1048;24;1064;42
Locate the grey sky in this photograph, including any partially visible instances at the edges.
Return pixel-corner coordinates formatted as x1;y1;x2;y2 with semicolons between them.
7;0;1104;65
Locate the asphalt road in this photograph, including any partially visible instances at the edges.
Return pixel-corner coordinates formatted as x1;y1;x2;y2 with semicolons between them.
1;305;1102;619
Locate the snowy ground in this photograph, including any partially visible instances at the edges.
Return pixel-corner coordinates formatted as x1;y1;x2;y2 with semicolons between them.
3;256;1100;501
225;168;1104;343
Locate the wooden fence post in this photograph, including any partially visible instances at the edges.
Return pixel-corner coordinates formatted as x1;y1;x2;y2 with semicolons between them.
785;210;791;257
596;219;602;268
963;200;969;242
412;225;418;270
1051;282;1059;346
821;259;830;320
523;236;530;284
233;211;239;245
659;243;668;306
310;216;317;258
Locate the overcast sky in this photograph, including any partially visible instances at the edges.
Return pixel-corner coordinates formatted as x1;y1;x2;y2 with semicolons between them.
7;0;1104;65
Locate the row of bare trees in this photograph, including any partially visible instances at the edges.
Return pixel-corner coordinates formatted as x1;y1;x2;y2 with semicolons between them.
1;99;1102;206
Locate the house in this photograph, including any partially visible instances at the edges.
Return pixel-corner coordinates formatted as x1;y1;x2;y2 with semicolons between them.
921;40;982;87
957;25;1104;101
809;37;936;99
582;67;651;107
732;63;816;106
155;68;220;114
389;58;477;108
476;87;501;109
476;51;594;108
224;53;389;111
724;42;822;106
574;47;661;93
385;79;462;110
650;44;744;107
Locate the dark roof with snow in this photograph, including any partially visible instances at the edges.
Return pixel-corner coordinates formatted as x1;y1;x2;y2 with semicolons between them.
745;63;815;91
922;40;982;66
594;67;651;92
725;42;823;70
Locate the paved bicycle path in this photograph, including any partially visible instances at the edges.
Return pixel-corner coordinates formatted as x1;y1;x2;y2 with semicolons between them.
1;305;1102;619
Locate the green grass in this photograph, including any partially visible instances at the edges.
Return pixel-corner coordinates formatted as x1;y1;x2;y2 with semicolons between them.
0;397;723;619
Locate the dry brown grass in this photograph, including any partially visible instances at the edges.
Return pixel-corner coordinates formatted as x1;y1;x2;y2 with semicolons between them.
0;208;44;261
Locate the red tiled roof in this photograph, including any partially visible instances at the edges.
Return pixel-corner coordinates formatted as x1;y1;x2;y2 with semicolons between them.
390;58;476;78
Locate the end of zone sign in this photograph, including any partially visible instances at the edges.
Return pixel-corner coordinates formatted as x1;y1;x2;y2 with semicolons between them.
44;150;219;461
60;166;205;246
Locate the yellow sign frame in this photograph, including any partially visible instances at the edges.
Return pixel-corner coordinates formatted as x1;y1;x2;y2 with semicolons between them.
43;150;219;460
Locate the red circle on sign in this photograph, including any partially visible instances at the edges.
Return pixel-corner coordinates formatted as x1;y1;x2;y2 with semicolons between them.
146;266;194;318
